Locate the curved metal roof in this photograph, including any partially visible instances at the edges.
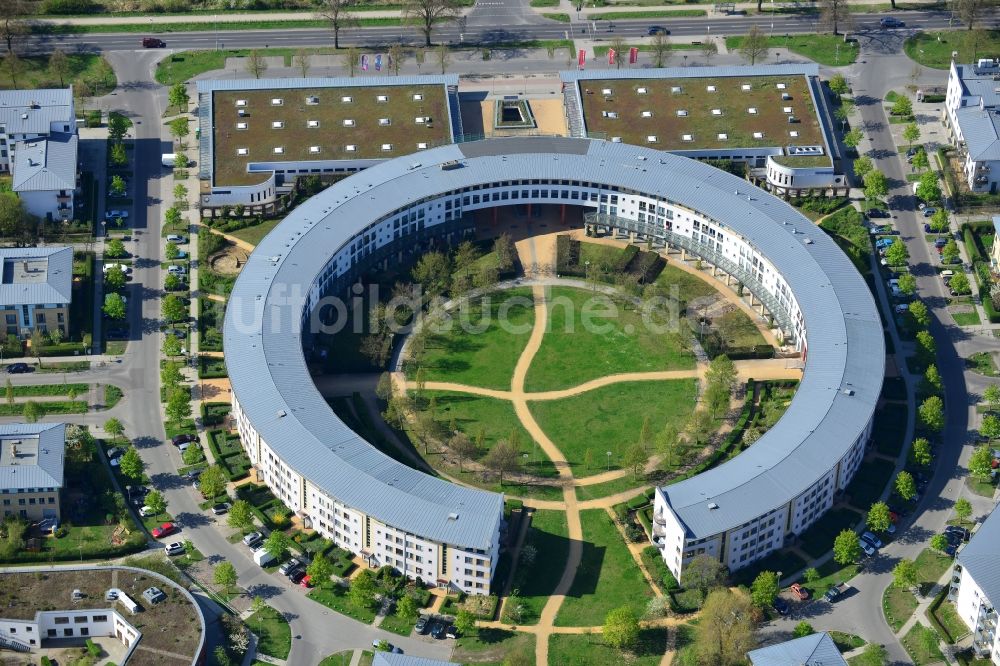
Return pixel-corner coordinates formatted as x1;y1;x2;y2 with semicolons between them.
224;136;883;545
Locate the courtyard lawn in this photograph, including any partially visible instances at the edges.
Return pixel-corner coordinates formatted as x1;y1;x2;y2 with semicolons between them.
452;627;535;665
246;605;291;659
529;379;697;473
419;287;536;390
905;30;1000;69
798;507;863;560
884;585;919;633
654;262;720;308
526;286;696;392
308;584;378;625
902;624;946;665
724;34;858;66
549;629;669;665
555;509;656;626
228;218;283;247
914;548;953;595
512;509;571;624
931;598;969;644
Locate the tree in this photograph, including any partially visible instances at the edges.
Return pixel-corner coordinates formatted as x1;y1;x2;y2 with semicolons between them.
165;242;180;261
449;432;477;473
603;606;640;650
262;529;290;562
701;39;718;64
892;558;918;589
22;400;43;423
484;440;520;486
650;33;671;67
896;470;917;501
682;553;725;595
119;447;145;481
435;43;450;74
655;424;680;469
108;113;130;143
144;489;166;516
104;417;125;441
169;117;190;143
856;643;888;666
103;293;126;320
885;237;909;266
48;49;70;87
891;95;913;118
950;272;971;296
819;0;851;34
166;389;192;426
867;501;892;533
917;332;936;366
828;73;849;96
695;588;758;666
395;594;419;620
228;499;254;533
306;553;334;585
109;142;128;167
930;533;950;552
412;251;451;297
319;0;358;49
214;561;238;593
163;294;188;323
405;0;460;46
919;396;945;432
105;238;126;258
0;192;31;241
750;570;779;609
246;50;268;79
843;127;863;149
388;44;404;75
454;609;476;637
903;122;921;148
168;83;189;114
164;206;182;229
343;47;359;77
955;497;973;521
853;156;874;180
833;529;861;565
608;37;626;69
623;443;647;479
293;48;310;77
969;444;993;479
104;266;126;292
161;363;183;390
910;437;933;467
909;148;929;173
792;620;815;638
198;465;226;500
803;568;820;584
898;272;917;296
3;379;10;408
910;300;930;327
864;170;889;202
0;0;28;54
349;569;377;608
982;413;1000;440
983;384;1000;411
954;0;987;29
494;233;515;271
2;50;24;88
738;26;769;65
942;239;960;265
182;443;204;465
916;171;942;203
834;100;855;127
930;207;949;232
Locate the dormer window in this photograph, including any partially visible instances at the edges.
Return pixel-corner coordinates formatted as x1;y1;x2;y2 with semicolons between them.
640;111;652;118
681;134;693;142
753;132;764;139
417;142;428;149
306;96;319;105
413;93;423;101
711;109;722;116
748;107;758;114
381;143;393;151
647;135;658;143
706;85;717;92
741;84;751;91
637;86;648;94
718;133;728;140
309;146;321;154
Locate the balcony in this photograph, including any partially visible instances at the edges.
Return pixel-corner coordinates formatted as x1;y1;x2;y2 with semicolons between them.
56;191;71;201
654;512;666;526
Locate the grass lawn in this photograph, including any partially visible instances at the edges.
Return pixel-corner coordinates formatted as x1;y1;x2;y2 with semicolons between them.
953;310;982;326
529;379;697;472
901;624;946;665
511;509;571;624
798;507;863;560
820;207;871;273
227;217;284;247
967;352;998;376
556;509;655;626
931;598;969;643
0;54;116;94
420;390;558;478
913;548;952;594
526;286;695;392
574;473;654;502
828;631;865;652
905;30;1000;69
379;612;417;636
845;457;896;509
966;474;998;497
654;262;719;307
550;628;669;665
452;627;535;665
418;287;535;390
246;605;291;660
884;586;919;633
587;9;705;18
308;584;378;624
725;34;859;66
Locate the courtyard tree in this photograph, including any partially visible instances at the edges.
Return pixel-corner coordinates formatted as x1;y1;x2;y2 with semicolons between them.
833;529;861;565
396;594;419;620
867;501;892;533
885;238;909;266
484;440;521;486
350;569;378;608
307;553;334;585
930;533;950;552
819;0;851;34
405;0;460;47
199;465;227;500
694;588;758;665
119;447;145;481
853;156;874;180
263;529;290;561
650;33;671;67
969;444;993;479
955;497;973;521
168;83;189;114
895;470;917;501
750;570;780;609
319;0;358;49
909;300;930;327
793;621;814;638
227;500;255;533
108;112;130;143
412;250;451;298
104;417;125;441
683;553;725;595
891;95;913;118
104;265;126;292
454;609;476;637
919;395;945;432
246;50;268;79
144;489;166;516
916;171;942;203
214;561;238;593
103;293;126;319
0;193;32;241
864;170;889;202
738;26;769;65
494;233;515;272
910;437;933;467
950;272;971;295
110;174;126;197
892;558;918;589
110;142;127;167
603;606;640;650
903;122;921;148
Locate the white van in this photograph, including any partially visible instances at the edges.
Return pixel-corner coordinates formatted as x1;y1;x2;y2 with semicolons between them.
167;265;186;275
253;546;276;567
940;270;954;280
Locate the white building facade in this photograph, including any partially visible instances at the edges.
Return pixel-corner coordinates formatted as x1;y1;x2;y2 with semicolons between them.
950;504;1000;662
944;58;1000;194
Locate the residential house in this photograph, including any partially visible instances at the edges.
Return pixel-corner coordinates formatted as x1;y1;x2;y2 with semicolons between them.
0;246;73;341
0;423;66;523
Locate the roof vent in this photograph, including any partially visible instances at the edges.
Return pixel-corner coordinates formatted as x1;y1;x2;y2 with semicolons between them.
277;409;287;418
843;388;854;396
708;502;719;510
448;512;459;521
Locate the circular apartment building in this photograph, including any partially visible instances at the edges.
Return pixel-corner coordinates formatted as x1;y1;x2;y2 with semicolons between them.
224;136;884;591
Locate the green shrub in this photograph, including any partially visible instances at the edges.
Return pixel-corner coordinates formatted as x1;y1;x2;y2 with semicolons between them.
41;0;95;13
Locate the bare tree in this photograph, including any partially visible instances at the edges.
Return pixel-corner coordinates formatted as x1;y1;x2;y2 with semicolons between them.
700;39;718;64
650;33;671;68
414;48;426;70
293;48;310;77
246;50;268;79
388;43;404;75
435;43;450;74
345;47;359;77
0;0;28;54
738;26;770;65
48;50;70;87
819;0;852;35
2;50;23;89
404;0;461;47
954;0;989;30
609;37;626;69
964;27;989;61
319;0;358;49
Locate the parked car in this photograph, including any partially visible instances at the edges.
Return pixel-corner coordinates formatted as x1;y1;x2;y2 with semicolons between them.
299;574;312;589
445;625;459;639
166;234;187;244
372;640;402;653
923;208;937;217
211;502;231;516
6;363;31;374
106;447;123;460
772;597;790;616
171;434;196;446
861;540;876;557
414;616;430;634
289;569;307;584
151;522;176;539
934;237;948;248
142;587;167;604
167;264;187;275
862;531;883;549
825;582;850;602
944;530;964;546
142;37;166;48
178;442;191;455
894;303;909;314
104;210;129;220
431;621;447;639
166;328;187;339
945;525;970;541
164;541;184;556
242;531;263;548
789;583;810;600
139;505;156;517
867;209;890;219
279;558;302;576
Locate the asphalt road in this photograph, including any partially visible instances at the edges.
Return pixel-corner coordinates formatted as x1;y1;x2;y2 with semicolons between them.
20;10;999;55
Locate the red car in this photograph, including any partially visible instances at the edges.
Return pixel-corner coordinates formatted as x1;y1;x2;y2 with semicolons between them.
152;522;176;539
789;583;810;601
299;575;312;589
142;37;166;48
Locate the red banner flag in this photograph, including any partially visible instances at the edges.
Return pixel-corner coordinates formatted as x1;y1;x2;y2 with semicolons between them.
578;48;586;69
608;48;616;66
629;46;639;64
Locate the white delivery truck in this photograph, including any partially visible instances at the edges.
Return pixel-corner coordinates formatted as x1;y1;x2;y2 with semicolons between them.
253;546;275;567
161;153;177;168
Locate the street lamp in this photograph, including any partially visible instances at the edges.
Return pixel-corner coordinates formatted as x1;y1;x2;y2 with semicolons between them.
606;450;612;471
